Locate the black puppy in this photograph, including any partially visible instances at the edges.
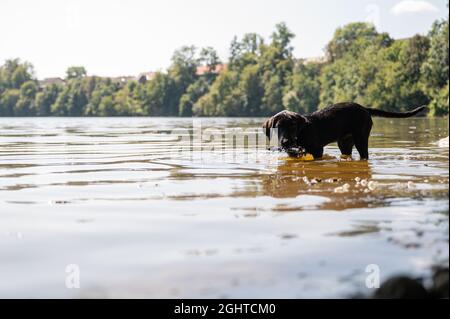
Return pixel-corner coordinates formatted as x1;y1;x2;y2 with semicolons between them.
263;102;427;160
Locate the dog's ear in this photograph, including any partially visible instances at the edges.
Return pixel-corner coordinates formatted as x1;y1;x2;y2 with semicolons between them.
262;118;274;139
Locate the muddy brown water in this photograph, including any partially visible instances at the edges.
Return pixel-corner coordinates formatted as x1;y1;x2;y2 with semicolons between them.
0;117;448;298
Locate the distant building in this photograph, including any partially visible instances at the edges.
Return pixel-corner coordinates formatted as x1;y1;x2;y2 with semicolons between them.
38;77;65;89
196;64;227;76
134;65;227;84
138;72;157;84
301;56;327;65
110;76;136;85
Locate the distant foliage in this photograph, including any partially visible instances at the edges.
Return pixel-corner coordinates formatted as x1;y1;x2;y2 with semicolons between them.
0;19;448;117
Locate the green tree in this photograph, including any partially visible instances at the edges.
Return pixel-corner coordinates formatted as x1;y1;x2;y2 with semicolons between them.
179;77;210;116
193;70;241;116
239;64;264;116
229;33;264;71
1;19;448;118
262;74;284;115
142;72;173;116
0;59;35;89
66;66;87;80
284;62;321;113
51;80;88;116
114;85;143;116
51;86;71;115
71;82;89;116
199;47;221;74
0;89;20;116
83;78;117;116
320;23;398;111
166;46;200;115
326;23;380;62
35;83;62;116
271;22;295;59
98;95;115;116
259;23;295;114
421;18;449;115
422;20;449;89
394;35;431;109
401;35;430;82
15;81;38;116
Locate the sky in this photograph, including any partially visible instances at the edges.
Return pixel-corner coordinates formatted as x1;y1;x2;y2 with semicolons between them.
0;0;447;79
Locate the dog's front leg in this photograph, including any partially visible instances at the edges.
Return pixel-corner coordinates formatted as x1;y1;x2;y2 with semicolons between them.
305;146;323;160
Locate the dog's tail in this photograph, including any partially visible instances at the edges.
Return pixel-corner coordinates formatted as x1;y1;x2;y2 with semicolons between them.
367;106;427;118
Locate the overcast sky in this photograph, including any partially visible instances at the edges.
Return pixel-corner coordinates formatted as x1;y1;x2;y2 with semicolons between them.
0;0;447;79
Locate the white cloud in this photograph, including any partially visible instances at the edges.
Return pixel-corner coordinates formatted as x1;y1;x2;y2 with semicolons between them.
391;0;439;15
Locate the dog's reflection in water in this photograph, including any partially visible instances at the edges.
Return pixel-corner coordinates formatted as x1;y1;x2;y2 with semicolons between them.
260;156;375;210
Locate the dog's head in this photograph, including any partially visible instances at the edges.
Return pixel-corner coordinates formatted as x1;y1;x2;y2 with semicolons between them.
263;110;310;151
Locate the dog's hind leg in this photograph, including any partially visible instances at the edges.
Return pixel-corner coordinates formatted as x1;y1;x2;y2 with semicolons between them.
310;147;324;160
354;138;369;160
338;135;354;158
353;120;373;160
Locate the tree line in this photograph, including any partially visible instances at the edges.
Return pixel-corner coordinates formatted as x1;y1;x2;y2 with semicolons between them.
0;18;448;117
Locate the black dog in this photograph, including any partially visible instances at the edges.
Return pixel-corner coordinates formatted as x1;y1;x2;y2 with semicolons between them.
263;102;427;160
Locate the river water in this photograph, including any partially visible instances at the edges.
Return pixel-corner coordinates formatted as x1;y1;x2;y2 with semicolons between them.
0;117;448;298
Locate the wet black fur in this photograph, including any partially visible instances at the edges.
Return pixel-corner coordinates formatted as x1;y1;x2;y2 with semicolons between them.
263;102;427;160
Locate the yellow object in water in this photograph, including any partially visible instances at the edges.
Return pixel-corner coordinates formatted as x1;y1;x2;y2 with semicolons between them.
283;153;315;161
299;153;315;161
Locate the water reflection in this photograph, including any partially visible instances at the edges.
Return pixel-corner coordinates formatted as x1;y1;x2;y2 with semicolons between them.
260;158;374;210
0;117;448;298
